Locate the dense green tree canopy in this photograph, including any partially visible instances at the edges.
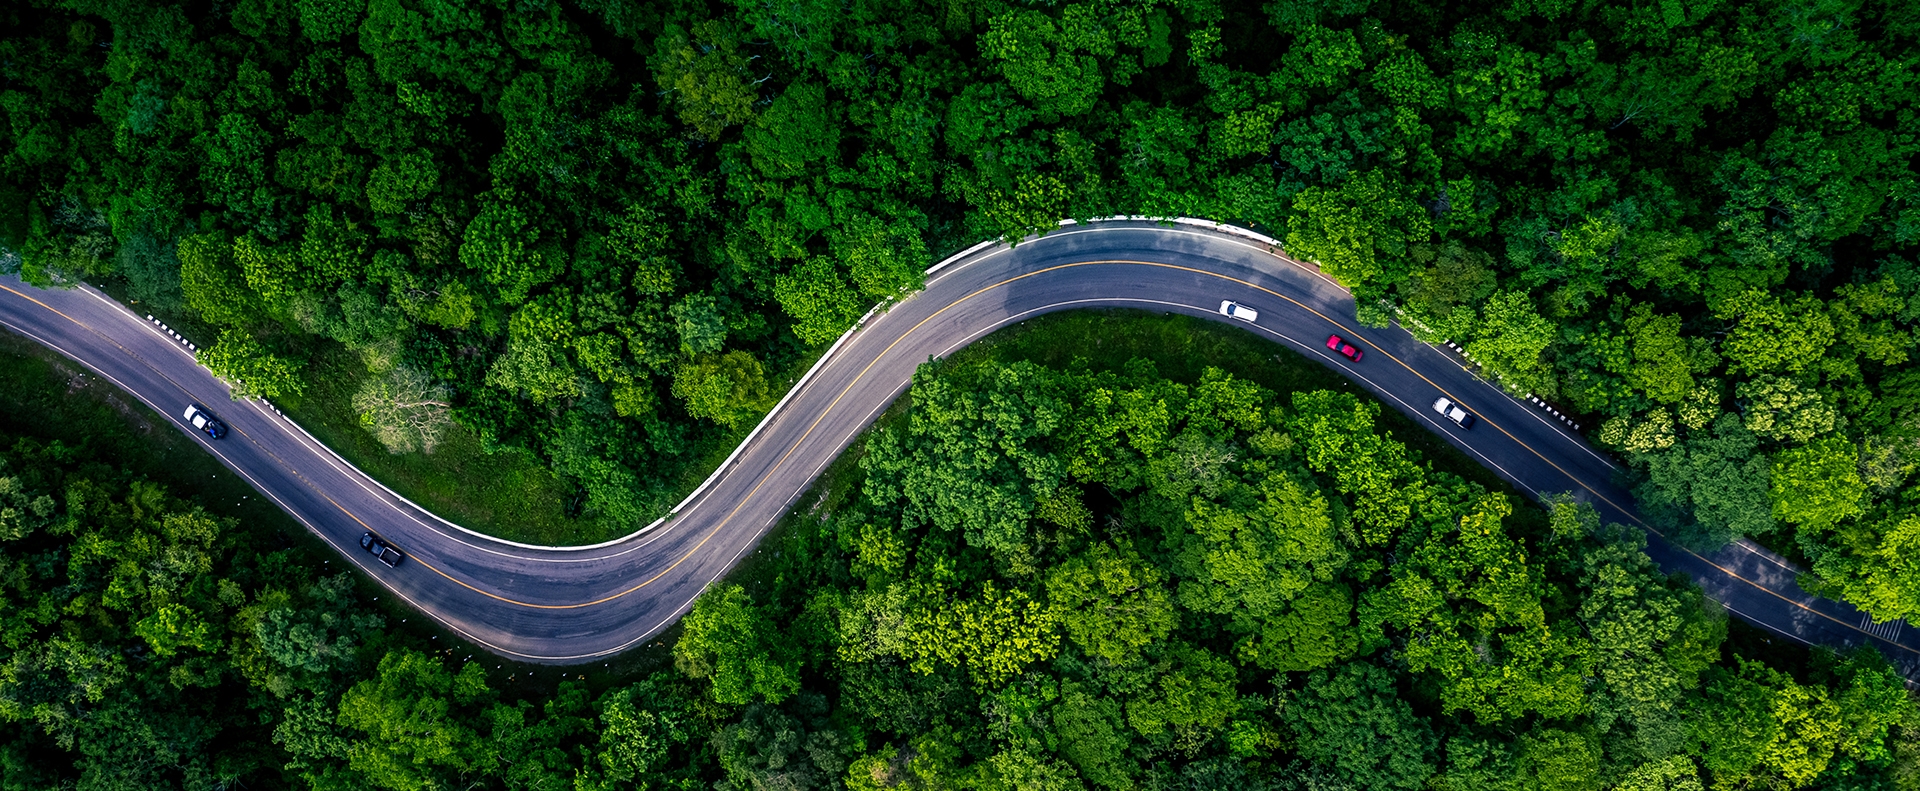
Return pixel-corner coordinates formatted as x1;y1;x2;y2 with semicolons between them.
6;0;1920;785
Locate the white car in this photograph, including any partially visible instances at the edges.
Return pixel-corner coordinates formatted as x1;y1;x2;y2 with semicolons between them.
1219;300;1258;323
1432;397;1476;429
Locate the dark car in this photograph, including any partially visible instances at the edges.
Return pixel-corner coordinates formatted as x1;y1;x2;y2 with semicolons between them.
1325;334;1363;362
182;404;228;439
360;532;405;568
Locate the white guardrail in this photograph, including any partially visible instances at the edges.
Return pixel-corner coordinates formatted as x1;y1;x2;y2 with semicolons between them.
137;216;1577;553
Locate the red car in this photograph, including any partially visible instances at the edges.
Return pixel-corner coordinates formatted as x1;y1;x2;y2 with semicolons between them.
1326;334;1363;362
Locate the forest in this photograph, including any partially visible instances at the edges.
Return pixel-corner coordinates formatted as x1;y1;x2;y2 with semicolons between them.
5;0;1920;785
3;0;1918;590
1;344;1918;790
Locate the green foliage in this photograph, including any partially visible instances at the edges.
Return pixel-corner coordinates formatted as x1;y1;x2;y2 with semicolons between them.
1683;655;1910;789
1635;413;1776;546
902;582;1062;684
672;351;774;431
1362;492;1592;722
1284;169;1433;289
773;256;865;346
461;188;558;306
1771;435;1866;531
1737;375;1839;444
10;0;1920;781
668;294;730;356
1717;291;1836;376
1578;524;1725;758
674;584;801;705
1124;644;1240;748
712;702;847;791
337;649;493;788
651;21;759;141
1282;662;1437;790
199;329;308;399
1046;542;1176;666
982;7;1110;118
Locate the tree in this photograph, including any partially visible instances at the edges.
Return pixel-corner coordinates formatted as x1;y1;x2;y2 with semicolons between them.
1770;435;1865;531
1815;514;1920;623
1398;241;1497;333
1281;662;1437;791
198;329;307;399
298;203;364;287
460;187;559;306
651;20;759;140
608;204;678;294
488;293;582;404
1052;683;1136;791
1612;757;1705;791
1286;390;1425;545
1284;169;1433;289
1362;492;1592;722
711;702;847;791
981;8;1109;118
745;82;839;179
672;351;774;431
774;257;865;346
352;365;455;454
1624;304;1698;404
668;294;729;356
858;362;1072;557
582;674;701;791
1172;471;1354;671
673;584;800;705
1683;658;1882;788
1124;645;1240;749
1716;290;1835;375
232;233;301;311
336;650;493;791
832;212;926;303
1736;375;1839;443
901;582;1061;684
1438;730;1603;791
1579;525;1725;759
1469;291;1556;392
1635;413;1775;546
365;152;437;214
0;472;56;542
1046;542;1176;666
178;232;259;327
1445;32;1551;158
255;574;381;681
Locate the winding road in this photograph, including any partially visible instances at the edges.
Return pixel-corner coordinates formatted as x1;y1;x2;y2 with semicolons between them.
3;219;1917;673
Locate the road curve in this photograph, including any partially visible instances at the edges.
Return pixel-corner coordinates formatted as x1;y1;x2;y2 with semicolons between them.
3;219;1918;672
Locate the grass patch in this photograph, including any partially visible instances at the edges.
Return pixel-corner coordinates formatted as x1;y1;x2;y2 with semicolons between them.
0;326;644;689
0;329;317;547
271;342;592;546
252;330;832;547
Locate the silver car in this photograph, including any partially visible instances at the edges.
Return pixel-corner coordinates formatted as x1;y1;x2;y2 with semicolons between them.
1432;397;1476;429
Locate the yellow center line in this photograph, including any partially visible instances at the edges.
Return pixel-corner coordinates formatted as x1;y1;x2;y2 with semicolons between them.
7;267;1914;656
333;263;1076;608
1131;258;1920;656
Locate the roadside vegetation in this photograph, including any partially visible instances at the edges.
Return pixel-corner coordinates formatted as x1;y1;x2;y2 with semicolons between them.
6;0;1920;785
4;0;1918;600
3;331;1918;790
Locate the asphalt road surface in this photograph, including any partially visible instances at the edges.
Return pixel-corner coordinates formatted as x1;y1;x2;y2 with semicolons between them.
4;219;1918;674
